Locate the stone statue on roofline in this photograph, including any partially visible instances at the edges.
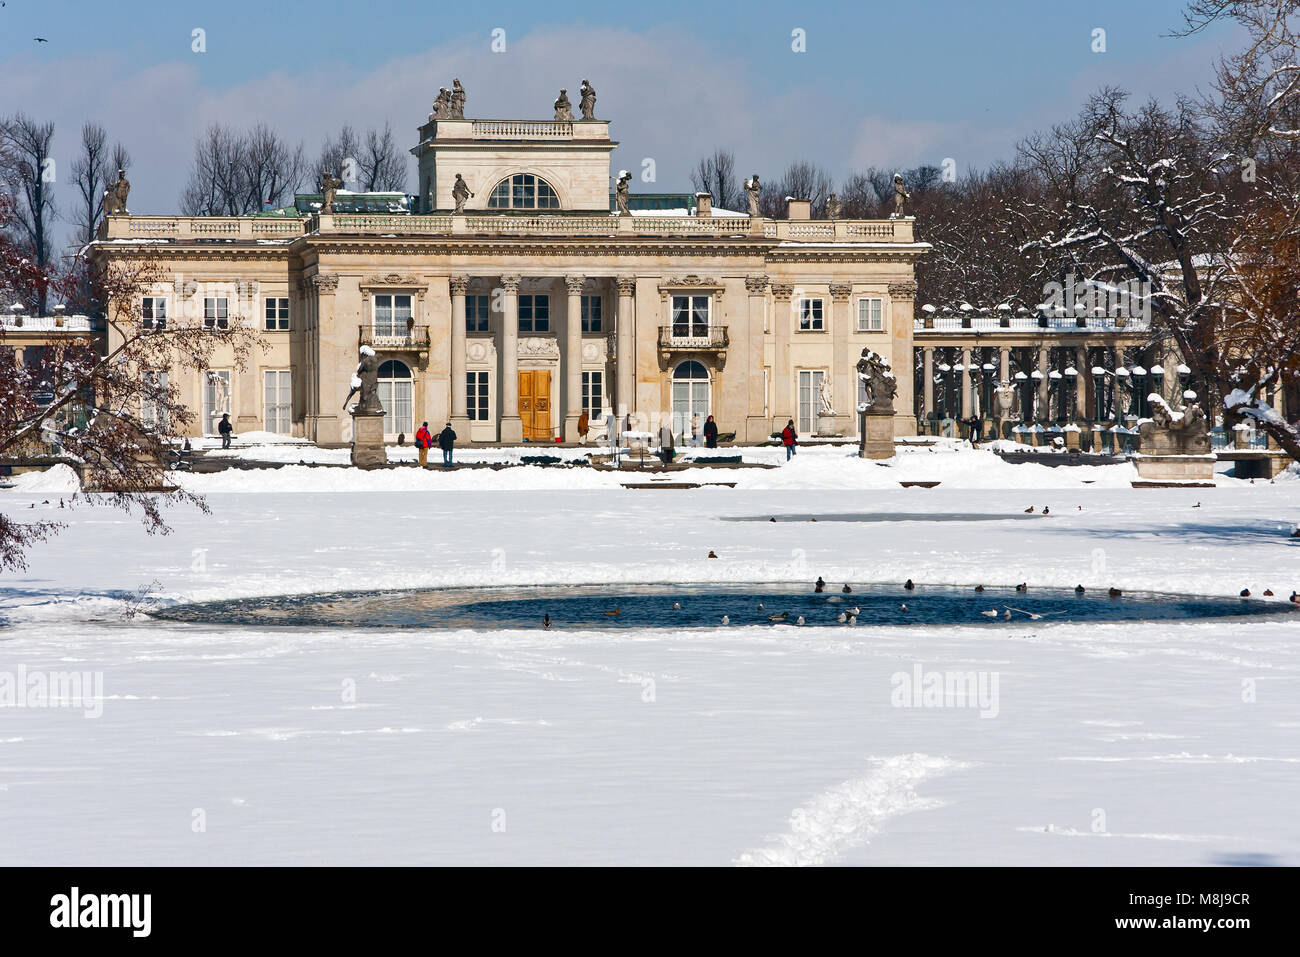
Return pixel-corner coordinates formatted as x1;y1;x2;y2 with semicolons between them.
744;174;761;217
554;89;573;122
433;87;451;119
857;348;897;414
892;173;910;218
826;192;841;220
614;170;631;215
319;170;343;213
452;173;474;214
102;169;131;215
579;79;597;120
343;346;384;415
450;79;467;118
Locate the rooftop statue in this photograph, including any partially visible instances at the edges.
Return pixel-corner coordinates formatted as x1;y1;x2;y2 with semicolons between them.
319;170;343;212
744;174;761;217
450;79;466;119
614;170;631;215
432;87;451;119
826;192;841;220
892;173;910;218
579;79;597;120
452;173;474;214
554;89;574;122
102;169;130;215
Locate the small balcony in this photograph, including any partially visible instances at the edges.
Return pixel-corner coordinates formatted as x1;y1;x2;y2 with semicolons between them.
360;324;432;357
657;325;728;370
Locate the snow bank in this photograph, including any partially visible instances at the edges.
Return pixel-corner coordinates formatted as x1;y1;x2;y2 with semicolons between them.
4;463;81;493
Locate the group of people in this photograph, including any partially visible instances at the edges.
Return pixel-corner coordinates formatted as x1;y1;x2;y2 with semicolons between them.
414;421;457;467
655;413;720;463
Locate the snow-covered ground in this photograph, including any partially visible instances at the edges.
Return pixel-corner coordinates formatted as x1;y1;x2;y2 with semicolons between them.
1;445;1297;865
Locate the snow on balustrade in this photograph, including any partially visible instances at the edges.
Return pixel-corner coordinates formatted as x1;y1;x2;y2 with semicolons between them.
915;313;1151;333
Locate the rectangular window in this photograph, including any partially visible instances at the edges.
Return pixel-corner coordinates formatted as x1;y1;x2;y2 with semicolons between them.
581;371;604;421
467;295;490;333
202;369;232;435
857;297;884;331
263;370;291;434
203;297;229;329
264;297;290;331
799;298;825;331
670;295;710;337
141;370;169;430
142;296;168;329
466;371;490;421
373;294;413;337
518;294;550;333
581;295;602;333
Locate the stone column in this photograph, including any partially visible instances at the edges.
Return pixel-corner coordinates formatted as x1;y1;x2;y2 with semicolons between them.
308;273;342;444
829;282;853;436
960;347;972;417
1075;344;1089;420
499;275;522;443
1037;345;1050;422
922;348;935;418
616;277;636;422
999;346;1010;383
744;276;769;442
449;276;470;433
564;275;585;441
772;283;794;428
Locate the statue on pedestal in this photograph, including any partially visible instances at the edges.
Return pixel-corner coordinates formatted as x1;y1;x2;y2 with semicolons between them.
826;192;841;220
856;349;897;413
579;79;597;120
614;170;631;215
452;174;474;214
554;89;573;122
892;173;910;218
432;87;451;119
450;79;467;118
1137;394;1210;454
818;375;835;415
343;346;384;415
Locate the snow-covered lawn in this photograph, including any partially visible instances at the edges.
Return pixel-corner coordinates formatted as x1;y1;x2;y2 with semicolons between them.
1;445;1297;865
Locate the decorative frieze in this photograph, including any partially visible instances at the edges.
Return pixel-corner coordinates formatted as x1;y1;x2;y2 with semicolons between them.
518;337;560;359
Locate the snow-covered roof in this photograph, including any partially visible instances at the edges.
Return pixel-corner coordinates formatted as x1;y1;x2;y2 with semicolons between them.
0;314;101;332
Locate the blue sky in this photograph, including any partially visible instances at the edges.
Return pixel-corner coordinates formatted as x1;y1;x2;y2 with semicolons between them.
1;0;1242;228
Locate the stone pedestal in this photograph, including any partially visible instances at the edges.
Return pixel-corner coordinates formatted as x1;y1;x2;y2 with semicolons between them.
500;415;523;444
859;410;895;459
1133;453;1216;485
1064;428;1081;451
350;412;388;468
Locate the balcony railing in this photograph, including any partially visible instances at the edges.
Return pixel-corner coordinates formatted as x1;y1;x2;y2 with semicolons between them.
359;325;432;352
915;314;1152;334
658;325;729;350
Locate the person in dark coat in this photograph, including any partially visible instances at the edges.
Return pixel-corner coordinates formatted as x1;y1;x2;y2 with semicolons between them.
781;419;798;461
703;414;719;448
218;413;233;449
438;422;457;467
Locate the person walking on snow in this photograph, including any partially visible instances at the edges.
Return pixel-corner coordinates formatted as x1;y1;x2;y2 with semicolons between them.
659;419;675;466
781;419;798;461
415;421;433;467
438;421;457;467
218;413;233;450
578;410;590;445
690;413;701;447
704;414;719;448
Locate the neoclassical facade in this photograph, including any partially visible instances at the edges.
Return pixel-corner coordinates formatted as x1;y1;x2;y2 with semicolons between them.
93;103;927;445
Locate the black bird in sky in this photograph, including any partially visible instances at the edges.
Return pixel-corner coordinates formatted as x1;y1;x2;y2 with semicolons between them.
35;37;49;43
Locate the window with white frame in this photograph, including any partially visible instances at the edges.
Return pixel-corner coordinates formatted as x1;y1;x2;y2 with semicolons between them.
486;173;561;210
377;360;413;437
263;370;291;434
581;295;602;333
264;297;289;331
467;295;490;333
466;371;490;421
141;370;169;430
857;297;884;331
582;371;604;421
798;297;825;331
142;297;168;329
373;294;413;338
670;295;710;337
203;297;229;328
519;294;549;333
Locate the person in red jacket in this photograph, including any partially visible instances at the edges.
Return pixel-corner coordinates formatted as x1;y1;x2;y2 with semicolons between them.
781;419;798;461
415;421;433;468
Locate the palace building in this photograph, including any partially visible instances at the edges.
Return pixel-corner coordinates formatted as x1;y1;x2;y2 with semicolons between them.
92;97;928;445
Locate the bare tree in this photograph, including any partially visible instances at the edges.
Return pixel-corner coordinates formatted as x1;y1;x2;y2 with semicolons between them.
70;122;111;247
319;125;361;187
689;149;741;211
180;124;306;215
2;113;56;313
359;124;407;192
240;123;307;211
760;160;834;218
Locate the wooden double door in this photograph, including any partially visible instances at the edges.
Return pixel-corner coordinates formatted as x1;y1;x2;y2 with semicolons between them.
518;370;552;441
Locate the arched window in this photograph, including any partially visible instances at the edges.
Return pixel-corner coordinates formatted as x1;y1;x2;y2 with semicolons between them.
671;361;710;441
378;359;413;439
487;173;561;210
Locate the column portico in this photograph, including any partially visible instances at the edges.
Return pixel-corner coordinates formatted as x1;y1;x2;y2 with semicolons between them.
499;274;522;443
564;275;585;441
616;277;636;422
450;275;470;433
